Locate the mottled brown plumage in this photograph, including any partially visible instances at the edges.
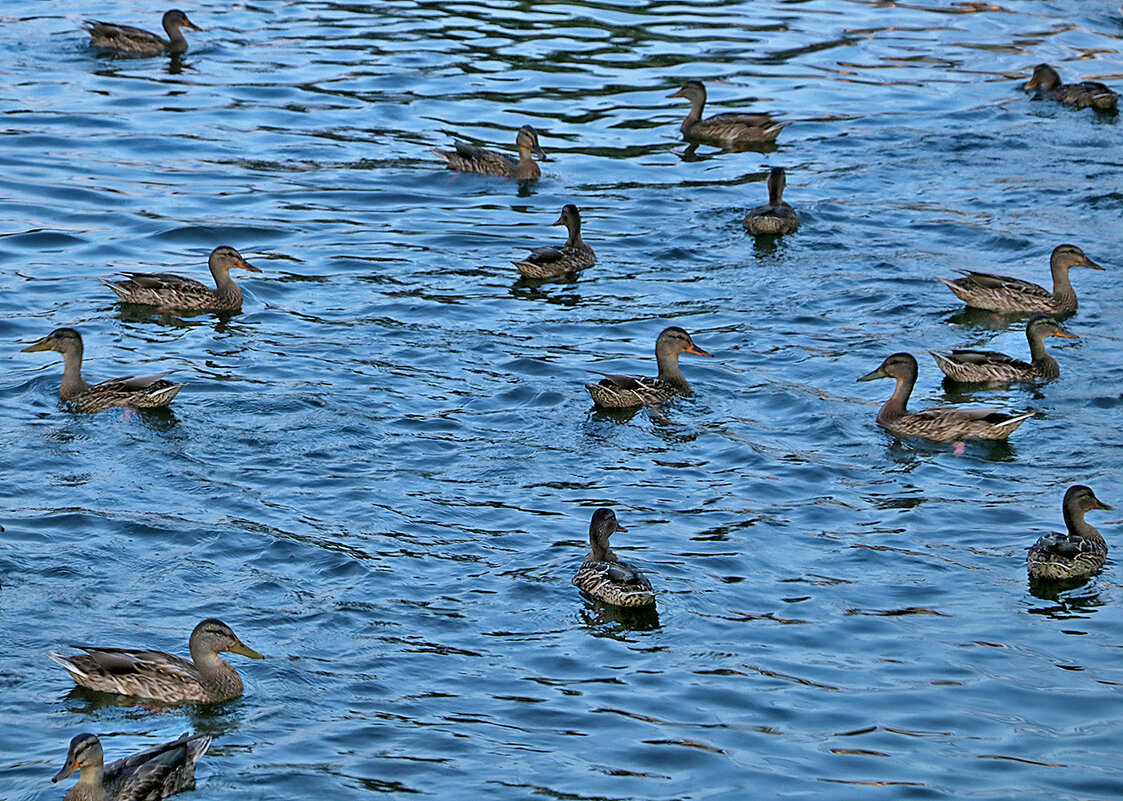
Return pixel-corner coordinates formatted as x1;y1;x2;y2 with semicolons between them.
512;204;595;279
84;10;201;57
433;125;545;180
1028;485;1112;582
104;246;260;313
1026;64;1118;112
586;326;713;408
667;80;782;146
743;167;800;236
53;732;210;801
572;509;655;608
930;315;1077;384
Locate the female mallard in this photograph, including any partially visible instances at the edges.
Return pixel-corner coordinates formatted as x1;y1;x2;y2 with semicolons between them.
1025;64;1119;112
21;328;183;414
667;80;782;146
49;618;263;705
104;246;260;313
433;125;545;180
53;732;210;801
930;315;1077;383
1028;485;1113;582
936;244;1103;315
572;509;655;608
857;352;1032;442
84;10;201;57
586;326;713;408
512;204;595;279
743;167;800;236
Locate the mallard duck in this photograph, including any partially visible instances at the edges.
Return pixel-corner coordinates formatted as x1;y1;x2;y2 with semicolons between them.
572;509;655;608
84;10;201;57
104;246;260;313
1025;64;1119;112
1028;485;1113;582
586;326;713;408
512;204;595;279
936;244;1103;315
743;167;800;236
53;732;210;801
49;618;263;705
667;80;783;146
930;314;1077;383
433;125;545;180
21;328;183;414
857;352;1033;442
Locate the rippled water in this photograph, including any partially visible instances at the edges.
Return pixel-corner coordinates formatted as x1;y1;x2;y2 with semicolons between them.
3;0;1123;798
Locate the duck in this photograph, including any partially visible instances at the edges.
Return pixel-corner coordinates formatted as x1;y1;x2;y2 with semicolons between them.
857;352;1032;442
936;244;1103;315
572;509;655;608
49;618;263;705
21;328;184;414
512;205;596;279
743;167;800;236
930;315;1077;383
1025;64;1119;113
84;10;201;57
1027;485;1113;582
103;246;260;313
52;732;210;801
586;326;713;408
433;125;545;180
667;80;783;146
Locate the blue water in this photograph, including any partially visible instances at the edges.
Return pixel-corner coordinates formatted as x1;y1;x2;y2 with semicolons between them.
2;0;1123;798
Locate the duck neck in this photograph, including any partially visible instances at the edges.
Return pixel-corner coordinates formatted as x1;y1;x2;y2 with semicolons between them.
563;216;583;249
190;646;243;698
681;94;705;134
1049;264;1076;308
877;374;913;423
76;763;106;800
589;538;618;563
768;177;784;205
164;23;189;54
655;349;690;394
210;266;243;303
1064;504;1104;545
59;345;90;400
1026;330;1059;376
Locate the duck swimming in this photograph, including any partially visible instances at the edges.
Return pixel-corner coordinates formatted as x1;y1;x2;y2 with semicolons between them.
21;328;183;414
433;125;545;180
930;315;1077;383
572;509;655;608
586;326;713;408
84;10;201;57
53;732;210;801
1027;485;1113;582
512;204;595;279
49;618;263;705
104;246;260;313
857;352;1032;442
1025;64;1118;113
667;80;782;146
936;244;1103;315
743;167;800;236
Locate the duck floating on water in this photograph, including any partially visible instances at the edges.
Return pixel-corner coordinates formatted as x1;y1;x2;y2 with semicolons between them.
743;167;800;236
84;10;201;57
1028;485;1113;582
586;326;713;408
512;205;595;279
21;328;183;414
572;509;655;608
857;352;1032;442
104;246;260;313
930;315;1077;384
49;618;263;705
53;732;210;801
667;80;782;146
433;125;545;181
936;244;1103;315
1025;64;1119;113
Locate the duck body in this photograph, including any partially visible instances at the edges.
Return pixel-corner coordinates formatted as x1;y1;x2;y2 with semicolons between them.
513;204;595;278
21;328;183;413
84;10;200;57
744;167;800;236
104;247;260;313
572;509;655;608
1026;64;1119;112
1028;485;1112;582
930;315;1076;383
668;80;782;146
49;619;263;705
54;732;210;801
936;244;1103;314
858;352;1032;442
586;326;713;408
433;125;544;180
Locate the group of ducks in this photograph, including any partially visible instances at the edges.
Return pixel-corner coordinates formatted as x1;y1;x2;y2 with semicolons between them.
24;8;1121;800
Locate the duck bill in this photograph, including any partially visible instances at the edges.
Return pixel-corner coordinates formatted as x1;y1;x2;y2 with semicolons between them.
183;20;203;31
666;88;686;98
237;260;262;273
1025;78;1038;90
1051;329;1078;339
1082;256;1104;271
857;367;886;382
532;146;547;160
615;523;629;533
685;344;713;358
21;337;51;352
1091;498;1113;511
53;758;78;783
551;214;565;226
231;641;264;659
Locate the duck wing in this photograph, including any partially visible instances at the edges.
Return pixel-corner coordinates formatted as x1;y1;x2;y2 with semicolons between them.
105;733;211;800
944;349;1029;369
119;272;210;292
84;20;166;49
95;371;180;392
953;270;1051;298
